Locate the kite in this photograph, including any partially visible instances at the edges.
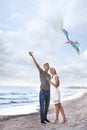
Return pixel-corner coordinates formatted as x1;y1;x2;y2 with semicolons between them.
60;21;80;55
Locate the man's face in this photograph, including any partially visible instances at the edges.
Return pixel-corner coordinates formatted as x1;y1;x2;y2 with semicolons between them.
44;63;50;71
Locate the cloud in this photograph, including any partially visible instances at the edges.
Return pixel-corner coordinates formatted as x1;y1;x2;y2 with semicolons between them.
10;12;24;20
81;50;87;61
63;0;87;31
0;0;87;86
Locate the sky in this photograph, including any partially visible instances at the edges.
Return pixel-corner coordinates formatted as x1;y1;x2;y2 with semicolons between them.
0;0;87;87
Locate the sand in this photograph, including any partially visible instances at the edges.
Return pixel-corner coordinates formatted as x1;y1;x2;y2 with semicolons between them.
0;92;87;130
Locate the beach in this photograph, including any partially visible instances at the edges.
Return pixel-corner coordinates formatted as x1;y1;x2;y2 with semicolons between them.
0;92;87;130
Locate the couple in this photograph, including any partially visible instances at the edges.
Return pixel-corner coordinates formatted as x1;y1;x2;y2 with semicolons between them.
29;52;66;124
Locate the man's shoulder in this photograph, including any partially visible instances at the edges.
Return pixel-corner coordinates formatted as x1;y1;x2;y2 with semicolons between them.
40;69;43;73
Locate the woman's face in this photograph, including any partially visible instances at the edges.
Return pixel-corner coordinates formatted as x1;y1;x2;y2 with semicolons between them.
50;68;54;74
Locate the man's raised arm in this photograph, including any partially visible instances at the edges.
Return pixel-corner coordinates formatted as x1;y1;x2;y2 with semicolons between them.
28;52;42;72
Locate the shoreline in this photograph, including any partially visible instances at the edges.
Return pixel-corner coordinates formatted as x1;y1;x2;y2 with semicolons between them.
0;92;87;130
0;90;86;116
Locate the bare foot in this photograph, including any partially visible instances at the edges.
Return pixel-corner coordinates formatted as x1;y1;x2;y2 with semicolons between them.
63;117;67;123
54;119;59;124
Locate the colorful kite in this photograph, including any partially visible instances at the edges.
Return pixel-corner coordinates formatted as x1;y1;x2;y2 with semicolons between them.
60;21;80;55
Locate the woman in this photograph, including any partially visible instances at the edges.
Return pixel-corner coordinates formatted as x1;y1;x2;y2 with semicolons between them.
47;67;66;123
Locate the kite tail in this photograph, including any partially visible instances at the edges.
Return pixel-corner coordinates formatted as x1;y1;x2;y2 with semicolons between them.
60;20;63;30
72;43;80;55
65;41;70;44
75;48;80;55
62;28;70;41
60;20;80;55
74;41;80;47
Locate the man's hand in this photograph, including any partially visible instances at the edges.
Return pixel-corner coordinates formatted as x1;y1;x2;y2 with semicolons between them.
29;51;33;57
28;51;42;72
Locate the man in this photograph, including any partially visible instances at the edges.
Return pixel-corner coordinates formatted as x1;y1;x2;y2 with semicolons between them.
29;52;51;124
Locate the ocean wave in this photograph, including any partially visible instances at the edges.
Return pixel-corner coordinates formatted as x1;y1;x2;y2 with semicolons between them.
0;85;87;108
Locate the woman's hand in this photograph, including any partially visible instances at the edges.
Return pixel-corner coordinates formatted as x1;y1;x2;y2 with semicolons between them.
46;77;50;83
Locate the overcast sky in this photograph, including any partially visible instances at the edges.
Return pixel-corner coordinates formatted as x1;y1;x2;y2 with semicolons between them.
0;0;87;87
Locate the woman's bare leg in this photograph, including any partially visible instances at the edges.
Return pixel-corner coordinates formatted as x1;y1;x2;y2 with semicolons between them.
59;103;66;122
54;104;59;123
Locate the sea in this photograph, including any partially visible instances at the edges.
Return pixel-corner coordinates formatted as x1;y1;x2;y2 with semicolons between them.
0;85;87;116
